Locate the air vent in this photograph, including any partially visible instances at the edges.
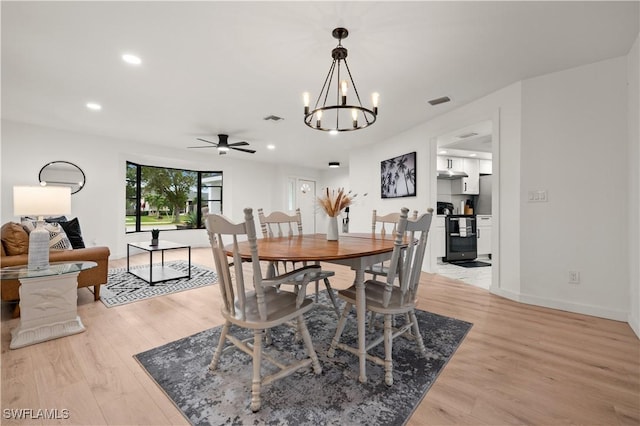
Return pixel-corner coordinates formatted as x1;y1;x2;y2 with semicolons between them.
427;96;451;106
458;132;478;139
263;115;284;121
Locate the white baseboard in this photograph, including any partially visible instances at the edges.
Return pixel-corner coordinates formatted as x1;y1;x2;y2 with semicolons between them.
490;286;629;323
629;312;640;339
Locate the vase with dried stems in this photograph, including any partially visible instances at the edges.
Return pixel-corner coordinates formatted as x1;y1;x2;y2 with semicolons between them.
317;188;356;241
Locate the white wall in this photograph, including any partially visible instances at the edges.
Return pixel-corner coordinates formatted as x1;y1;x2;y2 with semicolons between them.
519;57;629;320
628;34;640;337
1;120;320;258
347;54;637;325
348;82;523;300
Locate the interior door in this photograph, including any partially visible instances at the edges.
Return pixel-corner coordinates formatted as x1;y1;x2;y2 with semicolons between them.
297;179;316;234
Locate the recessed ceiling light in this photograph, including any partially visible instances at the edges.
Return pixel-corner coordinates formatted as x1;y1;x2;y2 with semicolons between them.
328;162;340;168
267;144;275;150
86;102;102;111
439;150;447;154
122;53;142;65
329;130;339;136
469;153;477;157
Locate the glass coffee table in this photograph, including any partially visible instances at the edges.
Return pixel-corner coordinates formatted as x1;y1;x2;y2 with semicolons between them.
1;261;97;349
127;240;191;285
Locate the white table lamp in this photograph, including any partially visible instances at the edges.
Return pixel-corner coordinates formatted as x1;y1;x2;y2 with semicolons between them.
13;186;71;270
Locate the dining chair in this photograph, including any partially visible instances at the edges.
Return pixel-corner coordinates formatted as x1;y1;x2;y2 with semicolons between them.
365;209;419;280
328;207;433;386
205;208;322;412
257;208;340;315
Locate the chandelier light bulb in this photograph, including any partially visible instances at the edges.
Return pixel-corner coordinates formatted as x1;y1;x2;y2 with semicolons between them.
303;92;310;115
341;80;348;105
351;109;358;128
316;110;322;128
372;92;380;114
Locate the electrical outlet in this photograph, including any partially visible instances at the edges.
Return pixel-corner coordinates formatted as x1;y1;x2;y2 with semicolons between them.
568;270;580;284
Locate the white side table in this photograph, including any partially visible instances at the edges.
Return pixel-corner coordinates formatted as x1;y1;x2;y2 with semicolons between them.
1;261;97;349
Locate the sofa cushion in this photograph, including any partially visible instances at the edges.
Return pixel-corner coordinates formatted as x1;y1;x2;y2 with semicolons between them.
21;220;73;251
46;217;86;249
1;222;29;256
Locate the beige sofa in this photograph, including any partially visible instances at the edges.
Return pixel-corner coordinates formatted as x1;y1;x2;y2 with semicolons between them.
1;222;110;316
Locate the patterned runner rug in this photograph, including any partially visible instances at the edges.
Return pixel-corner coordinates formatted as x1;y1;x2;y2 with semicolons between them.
99;261;217;307
135;292;472;425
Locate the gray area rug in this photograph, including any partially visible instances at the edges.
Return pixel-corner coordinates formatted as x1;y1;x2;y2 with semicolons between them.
99;261;217;307
135;292;472;425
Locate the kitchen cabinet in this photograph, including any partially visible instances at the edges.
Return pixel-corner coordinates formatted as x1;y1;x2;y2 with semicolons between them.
437;156;464;171
476;215;492;256
479;159;492;175
452;158;479;195
432;216;446;258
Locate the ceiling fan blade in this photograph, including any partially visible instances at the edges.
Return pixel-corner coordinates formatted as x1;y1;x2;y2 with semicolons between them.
196;138;218;146
187;145;216;149
231;147;256;154
228;141;249;147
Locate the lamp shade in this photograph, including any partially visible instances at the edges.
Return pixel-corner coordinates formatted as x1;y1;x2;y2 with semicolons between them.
13;186;71;217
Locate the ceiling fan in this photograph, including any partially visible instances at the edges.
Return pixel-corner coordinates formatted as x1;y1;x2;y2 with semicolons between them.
188;134;256;155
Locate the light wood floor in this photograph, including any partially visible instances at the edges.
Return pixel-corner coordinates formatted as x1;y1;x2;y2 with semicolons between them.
2;248;638;425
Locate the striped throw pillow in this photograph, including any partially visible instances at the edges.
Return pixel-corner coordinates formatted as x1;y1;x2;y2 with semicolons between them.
21;220;73;250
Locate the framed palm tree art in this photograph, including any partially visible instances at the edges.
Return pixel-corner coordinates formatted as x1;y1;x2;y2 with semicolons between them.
381;152;416;198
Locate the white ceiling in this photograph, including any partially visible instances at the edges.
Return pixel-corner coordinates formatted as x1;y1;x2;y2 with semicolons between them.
2;1;638;169
437;119;493;157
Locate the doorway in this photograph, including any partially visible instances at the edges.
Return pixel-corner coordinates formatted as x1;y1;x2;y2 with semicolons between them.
432;118;498;291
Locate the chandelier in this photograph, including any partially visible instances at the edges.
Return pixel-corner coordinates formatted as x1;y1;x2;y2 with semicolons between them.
303;28;379;134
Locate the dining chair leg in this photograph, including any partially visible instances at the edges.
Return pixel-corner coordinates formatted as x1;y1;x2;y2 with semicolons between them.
297;316;322;374
409;310;428;357
209;321;230;370
328;302;352;357
323;278;340;316
251;329;263;412
368;311;377;331
384;313;394;386
404;313;412;336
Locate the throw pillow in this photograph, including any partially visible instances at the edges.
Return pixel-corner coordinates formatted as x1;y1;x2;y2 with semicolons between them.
1;222;30;256
45;217;85;249
21;220;73;251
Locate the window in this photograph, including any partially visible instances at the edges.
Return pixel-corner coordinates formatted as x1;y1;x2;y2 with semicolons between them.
126;162;222;233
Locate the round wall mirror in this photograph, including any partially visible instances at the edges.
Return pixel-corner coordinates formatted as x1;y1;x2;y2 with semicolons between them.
39;161;86;194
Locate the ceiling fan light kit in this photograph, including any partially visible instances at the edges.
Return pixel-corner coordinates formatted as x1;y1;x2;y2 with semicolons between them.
303;27;378;133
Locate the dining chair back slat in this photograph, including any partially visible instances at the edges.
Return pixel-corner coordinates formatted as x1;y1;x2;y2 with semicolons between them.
257;207;340;315
383;210;432;307
371;210;400;237
366;209;418;281
258;208;303;238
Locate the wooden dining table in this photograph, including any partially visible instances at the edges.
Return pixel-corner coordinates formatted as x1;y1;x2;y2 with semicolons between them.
226;232;399;383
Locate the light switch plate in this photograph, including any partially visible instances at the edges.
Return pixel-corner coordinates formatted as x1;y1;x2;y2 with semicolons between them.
528;190;548;202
